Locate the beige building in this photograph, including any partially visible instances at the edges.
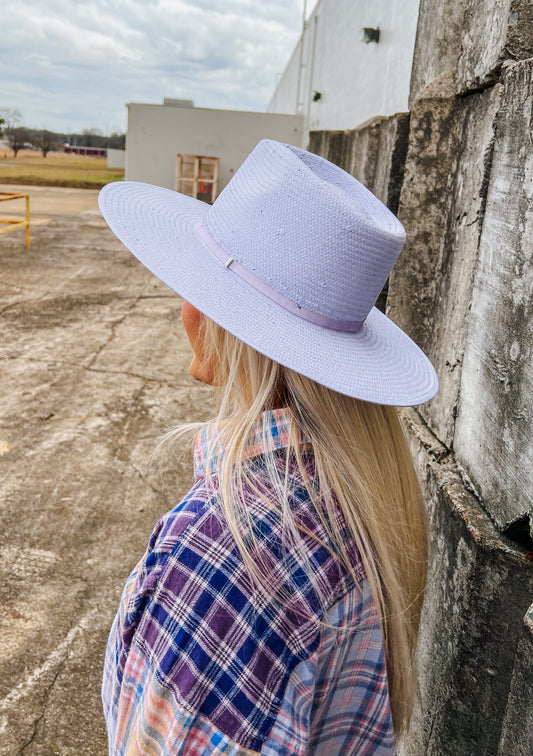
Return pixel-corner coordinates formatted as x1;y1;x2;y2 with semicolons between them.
125;99;303;191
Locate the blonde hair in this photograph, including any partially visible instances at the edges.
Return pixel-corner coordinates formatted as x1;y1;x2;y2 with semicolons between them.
169;313;428;735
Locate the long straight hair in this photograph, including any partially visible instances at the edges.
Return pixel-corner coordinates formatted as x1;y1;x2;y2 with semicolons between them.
168;313;428;735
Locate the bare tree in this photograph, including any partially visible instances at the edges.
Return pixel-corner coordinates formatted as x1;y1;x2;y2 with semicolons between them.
0;109;26;157
1;108;21;127
35;129;58;158
9;127;29;158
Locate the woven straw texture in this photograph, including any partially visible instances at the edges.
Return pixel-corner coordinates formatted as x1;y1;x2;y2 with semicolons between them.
99;140;438;405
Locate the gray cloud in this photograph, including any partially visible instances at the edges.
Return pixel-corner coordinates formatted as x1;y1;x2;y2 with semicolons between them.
0;0;303;133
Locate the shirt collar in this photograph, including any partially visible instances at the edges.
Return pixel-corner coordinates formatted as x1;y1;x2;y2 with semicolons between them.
194;407;309;480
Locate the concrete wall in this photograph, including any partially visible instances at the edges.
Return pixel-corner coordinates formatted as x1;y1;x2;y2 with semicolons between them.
389;2;533;537
401;410;533;755
125;103;303;191
498;604;533;755
268;0;420;135
410;0;533;104
308;0;533;751
107;148;125;170
454;61;532;534
308;114;410;214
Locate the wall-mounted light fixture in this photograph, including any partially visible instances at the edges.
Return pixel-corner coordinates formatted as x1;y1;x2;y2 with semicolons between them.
362;27;380;43
312;91;322;102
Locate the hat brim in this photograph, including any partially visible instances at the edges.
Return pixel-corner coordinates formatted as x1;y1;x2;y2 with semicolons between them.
99;181;438;406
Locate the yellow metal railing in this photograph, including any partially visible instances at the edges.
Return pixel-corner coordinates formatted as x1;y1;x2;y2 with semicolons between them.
0;192;30;248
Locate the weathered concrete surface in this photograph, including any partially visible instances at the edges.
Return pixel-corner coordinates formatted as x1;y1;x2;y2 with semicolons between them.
0;214;214;753
307;61;533;752
399;410;533;756
308;114;410;213
387;72;502;448
454;59;533;533
387;72;459;355
457;0;533;93
408;0;468;106
0;183;99;226
497;604;533;755
409;0;533;103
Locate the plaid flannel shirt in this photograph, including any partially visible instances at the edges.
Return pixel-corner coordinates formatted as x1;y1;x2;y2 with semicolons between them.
102;408;396;755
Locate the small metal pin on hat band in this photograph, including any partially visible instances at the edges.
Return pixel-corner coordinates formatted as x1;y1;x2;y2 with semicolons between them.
224;256;235;268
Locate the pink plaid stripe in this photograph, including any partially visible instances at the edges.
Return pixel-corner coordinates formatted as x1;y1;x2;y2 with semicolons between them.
262;585;395;755
193;407;309;479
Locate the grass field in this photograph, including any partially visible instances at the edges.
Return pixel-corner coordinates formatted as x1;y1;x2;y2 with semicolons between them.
0;148;124;189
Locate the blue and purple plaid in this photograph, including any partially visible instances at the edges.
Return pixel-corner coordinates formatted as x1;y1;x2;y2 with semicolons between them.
102;408;396;754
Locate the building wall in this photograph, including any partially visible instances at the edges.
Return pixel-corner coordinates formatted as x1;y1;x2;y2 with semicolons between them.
125;104;303;191
107;148;125;170
268;0;420;133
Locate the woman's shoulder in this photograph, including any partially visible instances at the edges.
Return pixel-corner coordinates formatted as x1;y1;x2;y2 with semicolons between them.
153;461;363;612
136;457;363;602
147;477;224;554
111;470;392;755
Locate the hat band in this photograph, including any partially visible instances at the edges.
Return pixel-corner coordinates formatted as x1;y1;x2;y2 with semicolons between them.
195;222;365;333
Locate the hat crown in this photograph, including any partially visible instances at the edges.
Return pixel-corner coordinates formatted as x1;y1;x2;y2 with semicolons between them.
204;140;405;323
97;139;439;404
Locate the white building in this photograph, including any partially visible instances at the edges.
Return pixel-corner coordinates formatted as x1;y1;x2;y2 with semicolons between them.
107;148;126;170
124;1;419;189
125;99;303;191
268;0;420;135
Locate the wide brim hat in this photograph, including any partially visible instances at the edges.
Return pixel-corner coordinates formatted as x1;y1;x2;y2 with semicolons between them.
99;140;438;406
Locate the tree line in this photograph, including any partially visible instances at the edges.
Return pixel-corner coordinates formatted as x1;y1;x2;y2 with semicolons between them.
0;108;125;158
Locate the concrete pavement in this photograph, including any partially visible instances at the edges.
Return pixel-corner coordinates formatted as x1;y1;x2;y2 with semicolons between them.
0;184;100;227
0;210;214;753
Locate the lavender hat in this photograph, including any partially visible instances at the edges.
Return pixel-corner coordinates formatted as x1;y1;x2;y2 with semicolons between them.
98;139;438;405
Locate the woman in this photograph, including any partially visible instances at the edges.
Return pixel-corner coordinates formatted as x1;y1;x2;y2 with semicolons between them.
99;140;438;755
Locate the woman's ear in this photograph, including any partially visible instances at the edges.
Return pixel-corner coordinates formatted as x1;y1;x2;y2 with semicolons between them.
181;301;217;385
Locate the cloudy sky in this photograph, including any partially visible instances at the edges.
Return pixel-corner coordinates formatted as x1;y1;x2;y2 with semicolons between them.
1;0;306;134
